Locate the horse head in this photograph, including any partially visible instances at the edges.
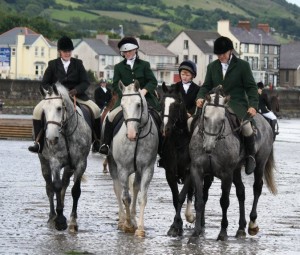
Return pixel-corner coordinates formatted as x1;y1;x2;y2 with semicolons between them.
202;86;229;154
42;83;70;146
120;80;147;141
161;83;187;137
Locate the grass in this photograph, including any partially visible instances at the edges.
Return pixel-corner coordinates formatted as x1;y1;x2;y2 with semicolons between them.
49;9;99;22
55;0;81;8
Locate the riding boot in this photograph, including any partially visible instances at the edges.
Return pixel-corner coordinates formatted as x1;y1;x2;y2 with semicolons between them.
271;119;279;135
92;117;101;153
244;133;256;175
28;119;44;153
99;118;114;156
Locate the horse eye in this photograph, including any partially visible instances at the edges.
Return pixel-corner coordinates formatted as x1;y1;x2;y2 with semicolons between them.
57;107;62;112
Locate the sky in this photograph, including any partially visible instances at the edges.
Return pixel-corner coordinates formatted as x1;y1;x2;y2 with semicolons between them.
286;0;300;6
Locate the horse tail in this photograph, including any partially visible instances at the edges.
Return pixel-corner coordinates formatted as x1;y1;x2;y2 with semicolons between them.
263;148;277;195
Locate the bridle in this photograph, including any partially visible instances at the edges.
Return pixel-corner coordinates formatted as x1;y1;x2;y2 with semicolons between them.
200;102;226;141
44;94;78;137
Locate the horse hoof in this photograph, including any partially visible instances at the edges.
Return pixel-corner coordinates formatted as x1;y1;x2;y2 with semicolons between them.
103;168;108;174
235;229;246;238
123;224;136;233
167;227;183;237
217;234;228;241
55;215;67;231
135;229;145;238
69;224;78;233
186;215;195;224
117;221;124;230
248;226;259;236
187;236;198;244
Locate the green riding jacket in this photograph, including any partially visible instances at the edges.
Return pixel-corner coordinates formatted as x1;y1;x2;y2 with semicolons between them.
112;58;161;111
197;54;258;120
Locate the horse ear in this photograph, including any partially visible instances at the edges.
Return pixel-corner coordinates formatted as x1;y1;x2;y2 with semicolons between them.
205;94;211;102
134;80;140;91
39;84;47;97
162;82;168;93
53;83;59;95
118;80;126;92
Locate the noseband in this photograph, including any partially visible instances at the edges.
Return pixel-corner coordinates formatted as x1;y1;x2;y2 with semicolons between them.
201;102;226;140
44;94;78;136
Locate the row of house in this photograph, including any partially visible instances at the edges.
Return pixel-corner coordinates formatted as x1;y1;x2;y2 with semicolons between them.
0;20;299;87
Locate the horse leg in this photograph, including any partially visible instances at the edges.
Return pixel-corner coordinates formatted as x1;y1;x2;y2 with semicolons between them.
103;157;109;174
134;169;152;238
112;178;126;230
121;177;135;234
185;178;195;224
248;167;263;236
217;176;232;241
188;167;204;244
52;171;67;231
130;174;139;229
201;175;213;228
233;168;247;238
68;177;82;233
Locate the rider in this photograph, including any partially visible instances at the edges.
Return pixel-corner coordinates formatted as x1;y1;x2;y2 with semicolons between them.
28;35;101;153
257;81;279;138
99;36;161;156
196;36;258;175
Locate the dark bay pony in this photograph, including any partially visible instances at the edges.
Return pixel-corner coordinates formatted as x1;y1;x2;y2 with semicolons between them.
38;82;92;232
106;81;159;237
160;82;195;237
188;86;277;243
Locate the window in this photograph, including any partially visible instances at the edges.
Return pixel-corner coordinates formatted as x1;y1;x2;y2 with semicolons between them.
192;55;197;64
264;45;269;54
12;48;16;56
253;57;258;70
249;57;253;69
244;43;249;53
183;55;188;61
285;70;289;82
273;58;278;69
41;47;45;57
35;47;38;56
35;65;39;75
264;57;268;69
184;40;189;49
274;46;278;55
255;44;259;54
209;55;213;63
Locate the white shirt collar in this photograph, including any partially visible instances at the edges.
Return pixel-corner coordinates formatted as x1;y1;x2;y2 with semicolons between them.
182;82;191;93
61;58;70;72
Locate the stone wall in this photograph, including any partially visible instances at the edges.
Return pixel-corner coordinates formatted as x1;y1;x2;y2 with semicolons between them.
0;79;300;118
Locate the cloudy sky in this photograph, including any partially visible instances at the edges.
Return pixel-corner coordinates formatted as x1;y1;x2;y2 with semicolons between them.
286;0;300;6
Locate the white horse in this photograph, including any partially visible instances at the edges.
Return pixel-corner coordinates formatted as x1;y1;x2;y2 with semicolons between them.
106;80;159;237
38;83;92;232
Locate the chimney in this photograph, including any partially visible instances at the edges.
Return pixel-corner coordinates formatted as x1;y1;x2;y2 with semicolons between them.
238;21;251;31
257;23;270;33
96;34;108;45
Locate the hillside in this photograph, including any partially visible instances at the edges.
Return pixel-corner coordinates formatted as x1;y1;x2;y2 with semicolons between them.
1;0;300;43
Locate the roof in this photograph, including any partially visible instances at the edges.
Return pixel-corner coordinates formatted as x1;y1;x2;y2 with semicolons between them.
82;38;118;56
181;30;221;54
280;42;300;69
230;27;280;45
139;40;175;56
0;27;56;47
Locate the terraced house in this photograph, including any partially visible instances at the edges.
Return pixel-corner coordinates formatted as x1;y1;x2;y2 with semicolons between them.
0;27;57;80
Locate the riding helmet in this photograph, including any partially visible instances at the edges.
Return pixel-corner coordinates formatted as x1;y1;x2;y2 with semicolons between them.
257;82;264;89
57;36;74;51
118;37;139;52
178;60;197;78
213;36;233;54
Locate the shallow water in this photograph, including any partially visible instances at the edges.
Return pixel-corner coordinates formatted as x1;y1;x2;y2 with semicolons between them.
0;119;299;255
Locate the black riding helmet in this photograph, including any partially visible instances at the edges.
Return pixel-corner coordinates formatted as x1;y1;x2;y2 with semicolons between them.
178;60;197;78
257;82;264;89
57;36;74;51
214;36;233;54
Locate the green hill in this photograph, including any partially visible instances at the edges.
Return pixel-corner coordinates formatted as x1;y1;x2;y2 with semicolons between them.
1;0;299;42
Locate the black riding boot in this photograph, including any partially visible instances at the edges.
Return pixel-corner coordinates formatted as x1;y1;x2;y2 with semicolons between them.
92;117;101;153
99;118;114;156
271;119;279;139
28;119;44;153
244;133;256;175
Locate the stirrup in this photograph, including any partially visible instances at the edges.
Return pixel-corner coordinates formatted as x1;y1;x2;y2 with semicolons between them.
99;144;110;156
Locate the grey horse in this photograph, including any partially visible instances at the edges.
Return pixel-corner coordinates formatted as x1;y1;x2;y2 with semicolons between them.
106;81;159;237
188;86;277;243
38;83;92;232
